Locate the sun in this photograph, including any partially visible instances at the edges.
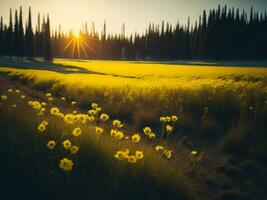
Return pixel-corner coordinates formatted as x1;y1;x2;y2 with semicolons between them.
63;31;95;59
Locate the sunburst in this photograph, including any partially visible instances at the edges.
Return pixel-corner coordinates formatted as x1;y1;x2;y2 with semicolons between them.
63;32;95;59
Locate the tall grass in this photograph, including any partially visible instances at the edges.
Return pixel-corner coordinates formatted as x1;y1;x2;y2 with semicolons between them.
0;86;195;200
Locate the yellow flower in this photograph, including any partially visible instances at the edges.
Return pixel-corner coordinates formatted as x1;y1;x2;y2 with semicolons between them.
46;93;52;97
114;130;124;139
71;101;77;105
15;89;20;93
159;117;166;123
143;127;151;135
88;116;95;122
47;140;56;150
112;119;123;128
88;109;97;116
58;113;64;119
171;115;178;122
128;156;137;164
12;104;17;108
100;113;109;121
166;150;172;158
59;158;73;171
165;116;171;122
42;120;48;126
191;150;198;156
32;101;42;110
114;150;130;160
110;129;117;137
38;124;46;132
95;107;101;112
70;145;79;154
61;97;66;101
135;151;144;159
8;89;13;93
64;114;75;124
1;95;7;100
91;103;98;109
62;140;72;149
166;125;173;134
41;102;47;107
48;97;53;102
95;127;104;134
21;95;26;99
50;107;60;116
131;134;141;143
155;145;164;151
73;110;77;114
149;133;156;139
72;128;82;137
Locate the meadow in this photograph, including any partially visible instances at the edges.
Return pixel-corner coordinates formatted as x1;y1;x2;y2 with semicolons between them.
0;59;267;200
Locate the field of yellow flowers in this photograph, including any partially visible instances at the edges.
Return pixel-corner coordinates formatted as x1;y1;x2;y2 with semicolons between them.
0;59;267;200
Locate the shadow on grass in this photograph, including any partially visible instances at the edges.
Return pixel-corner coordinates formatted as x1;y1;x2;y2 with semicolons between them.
0;58;106;75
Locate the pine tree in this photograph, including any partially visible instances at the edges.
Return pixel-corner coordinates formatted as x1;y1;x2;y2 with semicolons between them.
7;9;13;57
18;6;24;58
0;16;3;57
43;15;52;61
26;7;34;58
14;10;19;57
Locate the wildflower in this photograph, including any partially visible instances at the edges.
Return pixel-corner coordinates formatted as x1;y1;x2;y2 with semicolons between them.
160;117;166;123
131;134;141;143
135;151;144;159
38;124;46;132
73;110;77;114
21;95;26;99
191;150;198;156
95;107;101;112
112;119;123;128
166;125;173;134
166;150;172;158
149;133;156;139
15;89;20;93
91;103;98;109
61;97;66;101
32;101;42;110
72;128;81;137
8;89;13;93
71;101;77;105
165;116;171;122
114;130;124;139
50;107;60;116
155;145;164;151
47;140;56;150
95;127;104;135
48;97;53;102
88;109;97;116
59;158;73;171
62;140;72;149
110;129;117;137
88;116;95;122
125;136;129;140
12;104;17;108
41;102;47;107
1;95;7;100
114;150;130;160
46;93;52;97
128;156;137;164
42;120;48;126
100;113;109;121
58;113;64;119
171;115;178;122
143;127;152;135
70;145;79;154
64;114;75;124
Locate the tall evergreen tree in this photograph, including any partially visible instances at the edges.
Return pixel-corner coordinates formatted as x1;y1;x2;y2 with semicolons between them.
43;15;52;61
14;10;19;57
18;6;24;58
25;7;34;58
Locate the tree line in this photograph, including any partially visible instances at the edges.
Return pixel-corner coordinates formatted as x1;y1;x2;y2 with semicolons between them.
1;5;267;61
0;7;52;60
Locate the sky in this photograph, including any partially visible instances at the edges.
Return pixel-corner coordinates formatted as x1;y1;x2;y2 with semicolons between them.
0;0;267;35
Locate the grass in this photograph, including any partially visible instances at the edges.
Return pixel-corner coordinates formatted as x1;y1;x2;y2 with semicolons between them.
0;58;267;199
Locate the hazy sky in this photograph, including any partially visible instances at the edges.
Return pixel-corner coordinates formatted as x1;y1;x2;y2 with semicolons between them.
0;0;266;35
